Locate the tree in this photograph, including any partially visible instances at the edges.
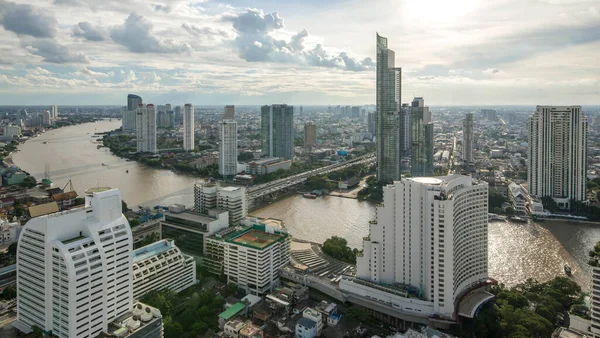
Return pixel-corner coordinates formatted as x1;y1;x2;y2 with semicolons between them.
505;207;515;216
122;200;129;213
237;152;255;162
7;242;17;256
489;190;508;209
322;236;356;264
541;196;559;213
140;232;160;247
21;175;37;188
74;197;85;206
31;325;43;338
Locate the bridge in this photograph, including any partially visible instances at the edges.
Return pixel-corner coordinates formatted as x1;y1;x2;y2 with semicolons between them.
247;153;375;206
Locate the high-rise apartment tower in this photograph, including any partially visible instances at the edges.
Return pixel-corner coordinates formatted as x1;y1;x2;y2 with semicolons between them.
219;105;238;176
183;104;195;151
261;104;294;161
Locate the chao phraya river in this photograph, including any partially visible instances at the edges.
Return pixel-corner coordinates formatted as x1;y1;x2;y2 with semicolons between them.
13;120;600;289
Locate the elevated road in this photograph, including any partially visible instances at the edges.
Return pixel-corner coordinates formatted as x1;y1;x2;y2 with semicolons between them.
247;153;375;201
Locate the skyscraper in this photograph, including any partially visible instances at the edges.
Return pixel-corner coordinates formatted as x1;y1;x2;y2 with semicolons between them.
399;104;411;158
340;175;490;320
528;105;587;208
261;104;294;161
410;97;434;177
42;110;51;126
367;112;376;136
194;182;247;226
304;122;317;150
351;106;360;118
50;105;58;119
183;104;195;151
127;94;142;111
376;33;401;183
463;113;474;165
219;105;238;177
136;104;157;153
15;187;134;337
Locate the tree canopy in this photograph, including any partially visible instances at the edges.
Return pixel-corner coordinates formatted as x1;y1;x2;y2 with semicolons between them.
322;236;356;264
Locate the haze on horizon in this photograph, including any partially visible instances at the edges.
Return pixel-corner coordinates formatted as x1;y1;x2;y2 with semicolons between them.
0;0;598;106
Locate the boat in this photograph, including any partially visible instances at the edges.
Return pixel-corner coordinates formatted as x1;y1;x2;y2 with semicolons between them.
126;170;129;173
102;163;106;166
43;141;48;144
303;193;317;199
564;264;572;276
510;216;528;223
488;213;504;222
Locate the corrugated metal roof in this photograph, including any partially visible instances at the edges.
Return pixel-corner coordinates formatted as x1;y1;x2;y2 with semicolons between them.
29;202;59;217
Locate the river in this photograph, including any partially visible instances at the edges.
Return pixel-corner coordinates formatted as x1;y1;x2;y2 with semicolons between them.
12;120;600;289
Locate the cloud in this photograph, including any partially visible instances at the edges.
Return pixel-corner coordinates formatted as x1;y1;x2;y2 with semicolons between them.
79;67;113;77
0;0;57;38
484;68;502;74
181;23;229;38
223;8;374;71
53;0;80;5
29;67;51;76
153;4;172;13
22;39;88;64
109;13;191;53
72;22;107;41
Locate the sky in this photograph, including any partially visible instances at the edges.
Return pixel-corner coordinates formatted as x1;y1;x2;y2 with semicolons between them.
0;0;598;106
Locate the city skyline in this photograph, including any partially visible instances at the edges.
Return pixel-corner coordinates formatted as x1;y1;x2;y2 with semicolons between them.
0;0;598;105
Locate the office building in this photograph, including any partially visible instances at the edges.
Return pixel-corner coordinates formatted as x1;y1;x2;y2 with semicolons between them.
167;111;174;128
132;239;196;300
42;111;51;126
204;223;290;295
194;182;218;214
160;205;229;259
4;124;21;138
590;245;600;337
340;175;491;321
400;104;411;158
127;94;143;111
15;187;134;337
528;106;587;209
410;97;434;177
136;104;157;153
351;106;360;118
367;112;376;136
50;105;58;119
219;106;238;177
246;158;291;176
260;104;294;161
463;113;474;164
122;107;136;131
304;122;317;150
218;186;247;226
165;104;172;112
376;34;402;183
183;103;195;151
103;303;164;338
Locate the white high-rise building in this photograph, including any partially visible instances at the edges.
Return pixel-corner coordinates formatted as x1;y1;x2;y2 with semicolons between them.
219;105;238;177
122;108;137;131
42;111;52;126
132;239;196;300
194;183;246;226
14;187;134;338
136;104;157;153
50;105;58;119
340;175;491;321
463;113;474;164
528;105;587;209
183;103;195;151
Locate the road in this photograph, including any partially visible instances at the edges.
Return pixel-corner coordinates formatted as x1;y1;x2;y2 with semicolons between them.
248;154;376;200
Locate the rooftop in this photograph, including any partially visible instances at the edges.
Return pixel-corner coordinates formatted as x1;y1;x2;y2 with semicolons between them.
61;235;87;245
297;317;316;329
219;302;246;320
230;229;285;250
133;239;173;263
85;187;112;194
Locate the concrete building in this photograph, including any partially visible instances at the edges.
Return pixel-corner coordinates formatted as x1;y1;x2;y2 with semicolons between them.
219;106;238;177
410;97;434;177
295;318;317;338
528;105;588;209
368;112;377;136
302;308;323;336
132;239;196;300
14;187;134;338
260;104;294;161
205;224;290;295
463;113;474;164
127;94;143;111
4;124;21;138
590;256;600;337
304;122;317;150
50;105;58;119
42;111;51;126
183;104;195;151
0;218;21;246
400;104;411;158
376;33;402;183
103;302;163;338
194;182;247;226
122;109;137;131
160;206;229;259
245;158;292;176
508;182;529;215
136;104;157;153
341;175;491;322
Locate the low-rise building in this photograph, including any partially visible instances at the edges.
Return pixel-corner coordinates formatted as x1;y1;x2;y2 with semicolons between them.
295;317;317;338
224;319;246;338
3;125;21;138
160;207;229;259
51;191;78;210
246;158;292;176
191;155;219;169
132;239;196;300
100;302;164;338
205;224;290;295
302;307;323;336
508;182;530;215
0;218;21;246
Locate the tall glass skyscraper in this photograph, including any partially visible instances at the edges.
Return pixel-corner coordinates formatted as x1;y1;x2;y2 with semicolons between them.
261;104;294;161
410;97;434;177
376;34;402;183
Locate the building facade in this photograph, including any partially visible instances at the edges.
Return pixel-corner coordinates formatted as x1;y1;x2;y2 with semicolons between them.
50;105;58;119
376;34;402;183
304;122;317;150
400;104;411;158
15;187;134;338
260;104;294;161
219;106;238;177
245;158;291;176
132;239;196;300
463;113;474;165
127;94;142;111
528;105;587;209
194;183;247;226
205;224;290;295
410;97;434;177
136;104;157;153
183;104;195;151
591;263;600;337
368;112;376;136
122;109;137;132
341;175;490;320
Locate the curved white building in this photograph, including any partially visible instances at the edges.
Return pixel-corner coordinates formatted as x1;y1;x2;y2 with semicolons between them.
183;103;195;151
15;187;133;338
341;175;491;322
132;239;196;300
